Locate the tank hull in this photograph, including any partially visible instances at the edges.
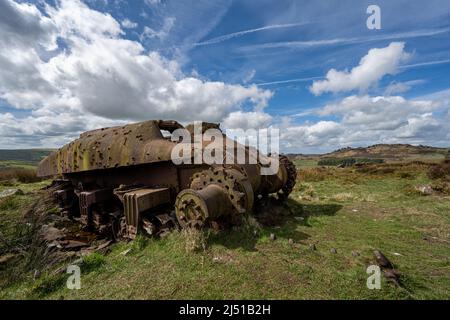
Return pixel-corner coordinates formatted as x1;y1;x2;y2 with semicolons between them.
38;120;297;239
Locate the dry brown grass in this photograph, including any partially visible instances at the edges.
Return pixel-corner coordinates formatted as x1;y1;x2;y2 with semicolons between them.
297;182;317;201
297;161;437;188
297;166;334;182
430;180;450;195
356;161;429;175
0;168;41;184
180;228;208;253
0;189;63;289
427;161;450;180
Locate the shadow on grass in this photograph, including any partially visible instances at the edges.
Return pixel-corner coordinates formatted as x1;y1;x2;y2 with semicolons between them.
285;198;343;216
285;198;343;228
207;228;260;252
31;273;67;298
207;198;343;251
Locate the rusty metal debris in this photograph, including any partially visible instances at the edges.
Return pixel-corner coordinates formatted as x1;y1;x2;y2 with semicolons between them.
37;119;297;240
373;250;402;286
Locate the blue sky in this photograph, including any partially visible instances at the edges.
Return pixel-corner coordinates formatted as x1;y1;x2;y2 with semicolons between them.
0;0;449;152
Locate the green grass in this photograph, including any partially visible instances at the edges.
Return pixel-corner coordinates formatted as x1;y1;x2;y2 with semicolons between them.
0;165;449;300
0;149;53;165
0;180;50;193
293;159;318;168
0;160;37;170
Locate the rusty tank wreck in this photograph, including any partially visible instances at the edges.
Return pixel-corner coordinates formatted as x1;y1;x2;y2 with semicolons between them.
37;120;297;239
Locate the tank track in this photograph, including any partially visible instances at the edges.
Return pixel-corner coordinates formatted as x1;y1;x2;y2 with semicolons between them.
277;155;297;200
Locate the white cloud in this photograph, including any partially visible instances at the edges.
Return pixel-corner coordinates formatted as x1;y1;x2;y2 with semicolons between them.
310;42;411;95
394;113;440;139
279;94;448;153
280;121;342;151
384;80;425;96
0;0;272;147
0;0;57;50
145;0;161;6
318;95;438;128
140;17;175;41
0;110;122;149
121;19;138;29
222;111;272;130
243;69;256;84
46;0;123;40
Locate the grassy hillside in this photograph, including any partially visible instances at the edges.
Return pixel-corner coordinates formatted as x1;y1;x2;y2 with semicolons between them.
0;149;53;167
1;160;449;299
324;144;449;162
0;161;37;170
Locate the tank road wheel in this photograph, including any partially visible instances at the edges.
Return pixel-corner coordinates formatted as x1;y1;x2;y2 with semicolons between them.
175;166;254;228
175;185;232;229
277;155;297;201
190;167;254;214
175;189;208;229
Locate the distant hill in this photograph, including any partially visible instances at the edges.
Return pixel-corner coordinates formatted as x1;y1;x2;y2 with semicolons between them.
288;144;450;162
324;144;449;159
0;149;53;165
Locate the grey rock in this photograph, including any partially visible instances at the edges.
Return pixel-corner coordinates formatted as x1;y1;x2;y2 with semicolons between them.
374;250;394;269
414;185;433;195
0;188;24;198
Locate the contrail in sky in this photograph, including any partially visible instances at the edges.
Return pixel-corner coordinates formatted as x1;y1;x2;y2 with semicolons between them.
194;22;309;46
256;76;322;86
400;59;450;69
239;27;450;51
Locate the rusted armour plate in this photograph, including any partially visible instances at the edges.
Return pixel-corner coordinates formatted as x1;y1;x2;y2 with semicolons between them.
37;120;178;177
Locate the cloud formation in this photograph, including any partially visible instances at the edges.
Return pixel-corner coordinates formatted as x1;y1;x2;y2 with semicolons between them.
0;0;57;50
222;111;272;130
0;0;272;147
384;80;425;96
281;94;447;153
310;42;410;95
140;17;176;40
121;19;138;29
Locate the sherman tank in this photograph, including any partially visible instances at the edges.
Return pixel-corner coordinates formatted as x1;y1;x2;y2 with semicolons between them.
37;120;297;239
